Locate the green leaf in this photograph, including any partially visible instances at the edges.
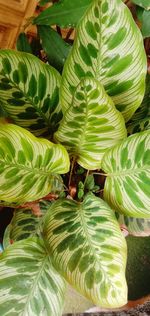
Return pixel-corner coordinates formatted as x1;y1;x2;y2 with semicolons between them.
38;25;71;73
128;74;150;123
0;123;70;204
117;214;150;237
85;175;95;190
43;193;127;308
141;10;150;38
60;0;147;122
131;0;150;10
0;49;62;138
0;237;66;316
3;200;54;247
16;33;32;54
55;77;127;170
127;117;150;135
33;0;93;28
102;130;150;218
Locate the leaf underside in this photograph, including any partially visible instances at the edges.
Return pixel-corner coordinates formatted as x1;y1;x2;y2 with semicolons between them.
0;50;62;138
43;193;127;308
0;237;66;316
60;0;147;122
0;124;69;204
102;131;150;218
55;77;127;169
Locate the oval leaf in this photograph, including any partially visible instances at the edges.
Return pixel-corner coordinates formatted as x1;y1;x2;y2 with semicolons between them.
43;193;127;308
102;131;150;218
0;124;70;204
0;237;66;316
55;78;127;170
0;50;62;138
60;0;147;121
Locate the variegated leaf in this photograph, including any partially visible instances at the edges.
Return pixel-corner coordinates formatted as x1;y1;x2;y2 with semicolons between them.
102;131;150;218
127;117;150;135
0;49;62;138
43;193;127;308
117;214;150;237
0;123;70;204
55;78;127;170
60;0;147;122
128;74;150;124
3;201;53;247
0;237;66;316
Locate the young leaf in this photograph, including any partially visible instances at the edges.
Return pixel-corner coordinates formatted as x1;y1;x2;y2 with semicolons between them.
38;25;71;73
0;124;70;204
43;193;127;308
34;0;93;28
55;77;127;170
102;131;150;218
117;214;150;237
60;0;147;122
0;49;62;138
0;237;66;316
131;0;150;10
16;33;32;54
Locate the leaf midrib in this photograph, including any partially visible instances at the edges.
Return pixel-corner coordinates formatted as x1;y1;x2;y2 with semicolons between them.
21;254;48;316
0;159;53;177
3;73;50;127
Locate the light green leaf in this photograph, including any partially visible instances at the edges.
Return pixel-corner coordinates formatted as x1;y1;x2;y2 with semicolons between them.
38;25;71;73
55;78;127;170
131;0;150;10
117;213;150;237
60;0;147;122
102;131;150;218
127;117;150;135
0;49;62;138
34;0;93;28
0;237;66;316
0;123;70;204
43;193;127;308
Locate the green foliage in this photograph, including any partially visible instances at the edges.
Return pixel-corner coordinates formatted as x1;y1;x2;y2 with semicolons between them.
0;50;62;138
131;0;150;10
55;77;127;169
0;237;66;316
60;0;147;121
0;124;69;204
34;0;93;28
102;131;150;218
43;193;127;308
117;214;150;237
0;0;149;313
38;25;71;73
16;33;32;54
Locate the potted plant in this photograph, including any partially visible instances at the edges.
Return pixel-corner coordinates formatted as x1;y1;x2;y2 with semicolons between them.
0;0;149;315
